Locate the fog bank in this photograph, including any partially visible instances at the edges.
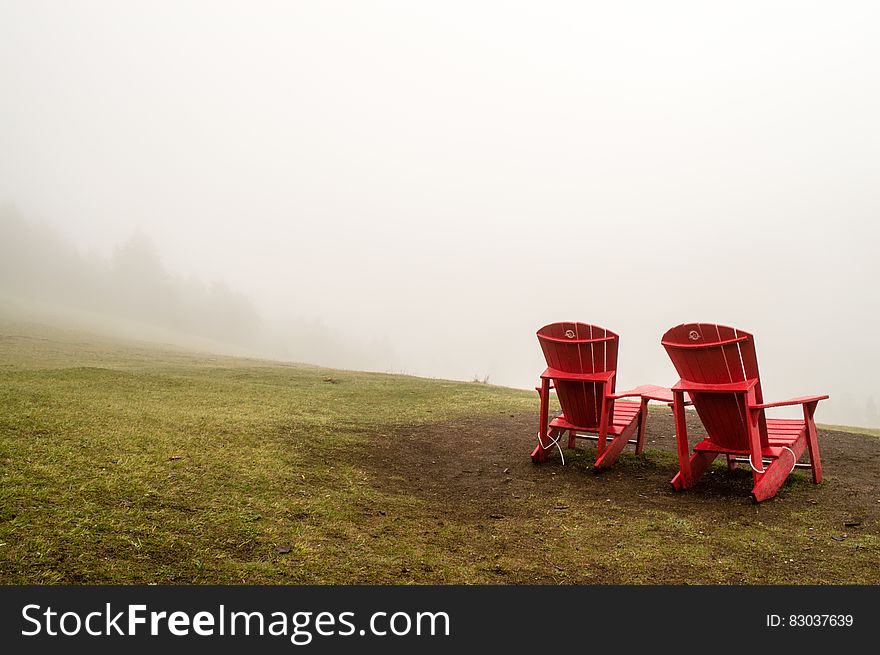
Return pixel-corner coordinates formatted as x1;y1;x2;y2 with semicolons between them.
1;2;877;426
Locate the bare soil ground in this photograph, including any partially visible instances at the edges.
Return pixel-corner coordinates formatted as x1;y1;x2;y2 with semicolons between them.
357;409;880;583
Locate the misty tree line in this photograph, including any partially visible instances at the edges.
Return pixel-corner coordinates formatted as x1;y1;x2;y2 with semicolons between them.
0;206;258;344
1;207;875;426
0;206;395;372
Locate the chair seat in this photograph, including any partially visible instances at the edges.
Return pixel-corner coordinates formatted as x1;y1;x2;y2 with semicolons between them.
694;418;807;458
550;400;641;436
766;418;806;444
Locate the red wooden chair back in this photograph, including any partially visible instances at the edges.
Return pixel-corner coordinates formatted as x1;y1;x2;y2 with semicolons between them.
537;322;619;430
661;323;768;450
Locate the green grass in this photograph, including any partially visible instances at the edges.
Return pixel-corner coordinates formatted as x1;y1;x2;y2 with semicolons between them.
1;317;878;584
818;424;880;438
0;322;537;583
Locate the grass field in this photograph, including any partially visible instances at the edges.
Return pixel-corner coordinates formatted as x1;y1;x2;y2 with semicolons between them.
1;316;878;584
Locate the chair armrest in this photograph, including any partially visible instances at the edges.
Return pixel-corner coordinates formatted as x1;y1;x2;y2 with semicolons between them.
608;384;676;402
750;394;829;410
672;378;758;394
540;367;615;383
608;390;645;400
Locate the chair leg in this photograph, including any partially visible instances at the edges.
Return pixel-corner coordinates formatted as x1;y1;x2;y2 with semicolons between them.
671;392;694;488
594;418;639;472
726;455;738;471
532;378;551;464
803;402;823;484
634;398;649;455
671;451;717;491
751;448;797;503
530;441;546;463
531;427;561;464
596;395;611;457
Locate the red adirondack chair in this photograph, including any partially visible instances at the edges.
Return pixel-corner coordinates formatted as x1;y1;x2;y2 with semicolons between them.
661;323;828;502
533;322;656;471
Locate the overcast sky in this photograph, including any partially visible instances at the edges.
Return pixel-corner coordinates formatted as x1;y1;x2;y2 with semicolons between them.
1;1;878;425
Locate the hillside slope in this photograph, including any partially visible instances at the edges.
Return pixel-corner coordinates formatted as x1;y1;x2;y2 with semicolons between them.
1;318;877;584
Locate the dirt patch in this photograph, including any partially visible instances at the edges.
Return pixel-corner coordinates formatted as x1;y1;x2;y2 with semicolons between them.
362;410;880;518
355;409;880;582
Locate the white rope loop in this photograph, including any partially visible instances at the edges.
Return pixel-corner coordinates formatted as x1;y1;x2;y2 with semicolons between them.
749;446;797;476
749;452;766;474
782;446;797;475
537;429;566;465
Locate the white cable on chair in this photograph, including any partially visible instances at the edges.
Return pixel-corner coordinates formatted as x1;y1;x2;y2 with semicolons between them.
750;447;797;476
748;452;765;474
782;446;797;475
537;430;566;466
